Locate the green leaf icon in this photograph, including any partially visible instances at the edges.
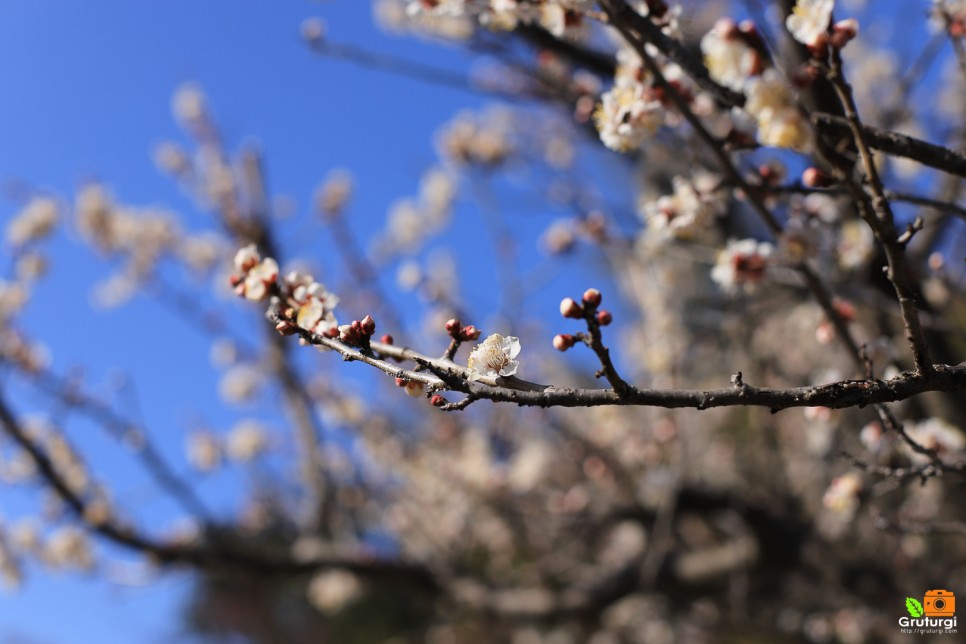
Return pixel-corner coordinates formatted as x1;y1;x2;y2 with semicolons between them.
906;597;924;618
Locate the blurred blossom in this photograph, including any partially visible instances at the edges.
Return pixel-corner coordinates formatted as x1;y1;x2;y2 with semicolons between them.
218;365;262;404
172;83;208;126
314;169;354;218
6;196;59;248
641;171;724;240
786;0;835;47
822;472;862;517
507;439;549;492
711;239;773;293
904;417;965;462
186;432;222;472
307;570;363;615
43;526;94;571
225;420;268;462
152;141;191;176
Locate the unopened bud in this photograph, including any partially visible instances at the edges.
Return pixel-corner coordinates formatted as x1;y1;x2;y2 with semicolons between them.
553;334;576;351
431;394;447;407
404;380;424;398
380;334;394;345
395;377;407;387
830;19;858;49
324;327;339;339
560;297;583;319
229;274;244;288
275;320;297;336
582;288;602;308
596;310;613;326
802;167;832;188
460;325;481;341
445;318;462;336
360;314;376;336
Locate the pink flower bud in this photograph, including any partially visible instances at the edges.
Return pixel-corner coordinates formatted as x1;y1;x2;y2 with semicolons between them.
380;334;394;345
431;394;446;407
560;297;583;319
445;318;462;337
395;377;407;387
596;310;613;326
460;325;481;341
275;320;297;336
582;288;602;308
830;19;858;49
324;327;340;338
229;274;244;288
360;314;376;336
802;167;832;188
553;334;575;351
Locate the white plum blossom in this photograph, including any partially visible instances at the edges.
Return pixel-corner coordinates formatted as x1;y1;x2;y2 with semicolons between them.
6;197;59;248
701;19;760;91
595;81;664;152
467;333;521;381
711;239;774;293
822;472;862;517
744;70;813;152
786;0;834;47
904;417;965;463
231;244;279;302
641;172;725;239
308;570;363;615
287;272;340;337
226;420;269;462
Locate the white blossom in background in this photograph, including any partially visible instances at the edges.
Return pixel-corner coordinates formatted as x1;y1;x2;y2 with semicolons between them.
711;239;773;293
308;570;363;614
43;526;94;571
186;431;222;472
226;420;269;462
700;18;760;91
218;364;262;404
904;417;965;463
786;0;834;47
744;70;813;152
595;80;664;152
172;83;208;127
822;471;862;518
641;172;725;239
467;333;521;381
6;197;59;248
0;281;28;322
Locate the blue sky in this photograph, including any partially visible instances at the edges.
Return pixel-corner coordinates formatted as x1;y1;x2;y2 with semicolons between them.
0;2;498;641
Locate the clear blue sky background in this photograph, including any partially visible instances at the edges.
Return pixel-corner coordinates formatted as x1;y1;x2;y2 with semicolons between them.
0;2;519;641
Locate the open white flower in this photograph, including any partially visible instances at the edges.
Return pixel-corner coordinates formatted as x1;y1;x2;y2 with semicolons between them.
467;333;521;381
786;0;834;47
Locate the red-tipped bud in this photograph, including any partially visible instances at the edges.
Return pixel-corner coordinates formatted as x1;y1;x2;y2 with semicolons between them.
582;288;602;308
596;310;613;326
395;377;406;387
229;274;244;288
339;324;360;345
324;327;339;338
430;394;446;407
460;325;481;341
275;320;297;336
380;334;394;345
830;19;858;49
445;318;462;337
807;33;829;58
360;314;376;336
553;334;576;351
802;167;832;188
560;297;583;319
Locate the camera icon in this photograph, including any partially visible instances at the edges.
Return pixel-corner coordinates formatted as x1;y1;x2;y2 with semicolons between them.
924;590;956;617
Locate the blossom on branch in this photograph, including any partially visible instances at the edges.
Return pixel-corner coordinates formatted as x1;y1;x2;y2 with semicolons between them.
231;244;279;302
711;238;773;293
467;333;521;381
786;0;834;48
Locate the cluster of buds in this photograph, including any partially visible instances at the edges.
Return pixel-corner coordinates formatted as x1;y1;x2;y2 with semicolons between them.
339;315;376;348
267;270;340;339
445;318;481;342
554;288;612;352
230;244;279;301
